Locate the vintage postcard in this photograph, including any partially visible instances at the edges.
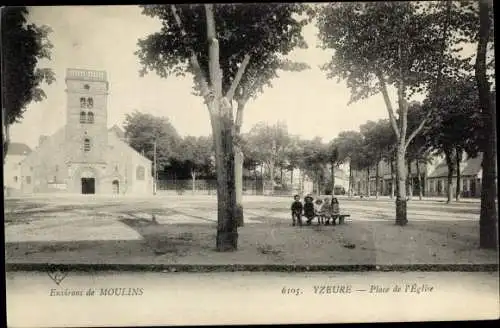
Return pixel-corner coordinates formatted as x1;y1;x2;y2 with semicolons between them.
3;3;499;327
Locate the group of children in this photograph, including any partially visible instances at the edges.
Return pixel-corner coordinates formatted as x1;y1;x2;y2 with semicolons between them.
290;194;340;226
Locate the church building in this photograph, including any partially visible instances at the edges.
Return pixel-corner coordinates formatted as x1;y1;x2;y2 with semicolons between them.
15;68;153;195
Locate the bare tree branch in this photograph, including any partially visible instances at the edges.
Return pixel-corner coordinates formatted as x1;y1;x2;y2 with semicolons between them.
397;42;408;145
171;5;212;104
376;70;401;141
226;54;251;101
234;98;247;135
205;5;222;102
405;0;452;150
405;109;432;149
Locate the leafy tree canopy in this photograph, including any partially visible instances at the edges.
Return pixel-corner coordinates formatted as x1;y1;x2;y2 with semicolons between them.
317;1;459;104
2;6;55;125
136;4;312;101
122;111;182;170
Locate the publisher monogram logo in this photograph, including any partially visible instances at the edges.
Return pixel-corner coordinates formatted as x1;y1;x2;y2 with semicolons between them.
47;269;68;285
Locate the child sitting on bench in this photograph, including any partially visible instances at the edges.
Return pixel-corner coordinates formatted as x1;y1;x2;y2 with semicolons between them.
303;195;315;225
327;197;341;225
313;198;325;225
319;196;333;225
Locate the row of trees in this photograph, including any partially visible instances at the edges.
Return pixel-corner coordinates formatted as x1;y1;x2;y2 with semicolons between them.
123;83;486;207
315;1;496;248
122;111;214;192
4;2;496;251
137;1;494;250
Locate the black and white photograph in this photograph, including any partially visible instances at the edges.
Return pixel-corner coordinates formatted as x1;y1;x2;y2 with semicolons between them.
2;2;499;326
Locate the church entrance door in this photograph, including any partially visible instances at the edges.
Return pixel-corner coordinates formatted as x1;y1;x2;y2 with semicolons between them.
81;178;95;194
112;180;119;194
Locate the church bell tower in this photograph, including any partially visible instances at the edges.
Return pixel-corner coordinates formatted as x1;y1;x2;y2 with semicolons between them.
64;68;109;193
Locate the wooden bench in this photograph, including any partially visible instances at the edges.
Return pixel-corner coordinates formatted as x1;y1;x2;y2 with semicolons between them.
331;214;350;225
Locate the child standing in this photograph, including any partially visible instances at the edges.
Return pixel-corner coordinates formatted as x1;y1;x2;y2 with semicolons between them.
290;194;303;226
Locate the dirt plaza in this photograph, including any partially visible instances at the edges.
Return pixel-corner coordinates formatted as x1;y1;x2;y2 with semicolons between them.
4;194;498;267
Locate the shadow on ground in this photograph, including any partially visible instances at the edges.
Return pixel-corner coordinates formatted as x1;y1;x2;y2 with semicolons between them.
4;202;497;267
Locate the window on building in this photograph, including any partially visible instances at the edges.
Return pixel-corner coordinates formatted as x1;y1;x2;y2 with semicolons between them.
26;176;31;184
55;165;59;172
87;97;94;109
14;176;18;182
80;111;87;123
84;84;90;90
84;138;91;152
80;97;87;108
462;178;468;192
87;112;94;124
136;166;145;180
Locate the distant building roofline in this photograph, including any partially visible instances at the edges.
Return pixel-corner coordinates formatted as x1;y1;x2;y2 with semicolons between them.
6;142;32;156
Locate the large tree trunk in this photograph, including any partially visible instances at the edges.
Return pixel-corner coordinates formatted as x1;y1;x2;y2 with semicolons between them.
2;107;10;162
375;158;380;199
253;167;258;195
416;160;423;200
366;167;370;197
269;139;276;195
234;145;244;227
477;0;498;249
331;162;335;195
210;112;238;251
395;146;408;225
390;159;395;199
234;100;246;227
191;170;196;194
407;159;413;200
269;162;274;195
444;148;454;204
205;5;238;251
260;164;264;194
348;163;353;198
455;149;462;202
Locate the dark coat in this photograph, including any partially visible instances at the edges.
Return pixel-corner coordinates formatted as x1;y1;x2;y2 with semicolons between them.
303;202;315;218
291;201;303;214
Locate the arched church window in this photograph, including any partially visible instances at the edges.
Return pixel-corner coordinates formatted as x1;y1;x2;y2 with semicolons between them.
87;112;94;124
87;97;94;109
84;138;91;152
136;166;145;180
80;111;87;123
80;97;87;108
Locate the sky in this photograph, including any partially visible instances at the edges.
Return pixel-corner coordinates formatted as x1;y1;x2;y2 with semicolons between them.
14;5;418;148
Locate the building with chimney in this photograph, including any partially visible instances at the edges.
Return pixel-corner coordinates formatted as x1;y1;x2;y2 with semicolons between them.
13;68;153;195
